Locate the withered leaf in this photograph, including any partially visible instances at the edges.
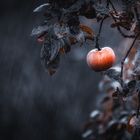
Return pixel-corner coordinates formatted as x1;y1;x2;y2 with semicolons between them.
47;54;60;75
67;0;84;13
67;16;80;35
122;80;136;97
127;80;136;90
90;110;101;119
80;24;95;39
111;21;132;30
31;25;50;36
75;30;85;43
40;39;61;75
104;67;121;83
53;23;69;39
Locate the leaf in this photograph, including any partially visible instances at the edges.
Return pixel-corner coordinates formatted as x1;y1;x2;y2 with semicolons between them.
33;3;50;13
47;54;60;75
111;21;131;30
127;80;136;90
40;36;71;75
94;3;109;16
104;67;121;83
119;111;129;120
82;129;93;139
79;1;96;19
37;32;47;43
106;120;119;131
122;80;136;97
75;30;85;43
31;25;50;36
40;39;61;75
53;23;69;39
60;37;71;53
127;115;140;134
90;110;101;119
100;96;111;104
68;36;77;45
80;24;95;39
67;16;80;34
111;11;134;30
49;40;62;61
67;0;84;13
112;90;118;99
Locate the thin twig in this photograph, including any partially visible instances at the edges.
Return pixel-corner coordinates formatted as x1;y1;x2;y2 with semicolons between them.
108;0;117;14
106;0;110;8
120;33;140;86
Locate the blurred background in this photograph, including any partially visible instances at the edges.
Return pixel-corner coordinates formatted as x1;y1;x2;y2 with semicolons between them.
0;0;123;140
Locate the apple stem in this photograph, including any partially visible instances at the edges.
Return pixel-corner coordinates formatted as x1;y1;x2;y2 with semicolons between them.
95;37;101;51
95;16;108;51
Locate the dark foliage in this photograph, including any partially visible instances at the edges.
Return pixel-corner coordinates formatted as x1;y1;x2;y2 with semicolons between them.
32;0;140;75
32;0;140;140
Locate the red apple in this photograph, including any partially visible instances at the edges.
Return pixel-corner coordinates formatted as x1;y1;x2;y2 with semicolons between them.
87;47;116;71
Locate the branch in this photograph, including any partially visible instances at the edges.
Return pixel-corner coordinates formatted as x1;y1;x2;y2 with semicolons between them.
120;33;140;86
137;91;140;118
134;6;140;23
108;0;117;14
106;0;109;8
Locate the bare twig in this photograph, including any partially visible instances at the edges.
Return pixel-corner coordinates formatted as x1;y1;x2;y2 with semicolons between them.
108;0;117;14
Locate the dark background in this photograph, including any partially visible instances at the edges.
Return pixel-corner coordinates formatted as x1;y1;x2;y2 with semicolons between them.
0;0;122;140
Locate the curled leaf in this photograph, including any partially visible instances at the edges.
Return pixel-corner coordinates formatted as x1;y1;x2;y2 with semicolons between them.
80;24;95;39
31;25;50;36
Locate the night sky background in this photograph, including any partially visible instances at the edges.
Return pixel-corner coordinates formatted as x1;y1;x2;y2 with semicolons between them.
0;0;123;140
